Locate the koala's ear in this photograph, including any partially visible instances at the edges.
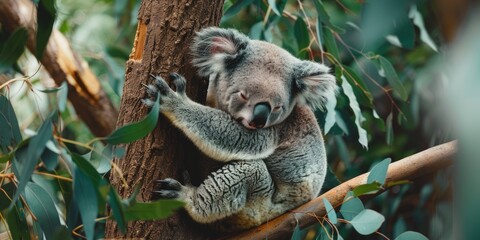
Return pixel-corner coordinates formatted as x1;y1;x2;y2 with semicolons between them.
191;27;250;76
294;61;337;110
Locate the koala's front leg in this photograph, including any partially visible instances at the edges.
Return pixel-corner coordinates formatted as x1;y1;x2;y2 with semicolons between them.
144;74;278;162
153;160;273;224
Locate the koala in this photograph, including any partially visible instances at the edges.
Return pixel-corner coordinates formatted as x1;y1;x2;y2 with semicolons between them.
145;27;336;231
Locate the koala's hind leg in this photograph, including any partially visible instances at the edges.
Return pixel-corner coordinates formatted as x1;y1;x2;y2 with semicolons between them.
154;160;273;224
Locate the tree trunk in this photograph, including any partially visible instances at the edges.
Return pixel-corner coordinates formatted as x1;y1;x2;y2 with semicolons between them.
0;0;118;137
105;0;224;239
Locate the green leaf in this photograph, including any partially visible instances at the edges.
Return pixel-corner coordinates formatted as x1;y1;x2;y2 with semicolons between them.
386;112;394;145
57;81;68;112
249;22;264;40
23;182;63;240
409;5;437;52
222;0;255;20
1;183;29;240
340;192;364;221
70;152;101;185
350;209;385;235
108;189;126;233
106;96;160;144
0;27;28;71
290;221;301;240
294;18;310;59
36;0;56;58
40;139;59;171
367;158;391;185
341;76;368;149
267;0;286;16
323;198;337;224
124;200;184;221
73;167;98;240
343;66;373;108
313;0;344;33
11;116;53;208
377;56;408;101
0;95;22;153
395;231;428;240
352;182;382;197
323;27;340;60
324;92;337;134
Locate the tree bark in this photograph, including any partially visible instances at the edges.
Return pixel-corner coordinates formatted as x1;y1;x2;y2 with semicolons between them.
227;141;456;240
105;0;223;239
0;0;118;137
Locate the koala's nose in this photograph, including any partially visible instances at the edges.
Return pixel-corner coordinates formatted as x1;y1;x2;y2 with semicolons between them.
250;103;271;128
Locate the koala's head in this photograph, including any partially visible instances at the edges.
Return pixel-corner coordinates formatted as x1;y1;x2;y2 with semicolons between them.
191;27;336;129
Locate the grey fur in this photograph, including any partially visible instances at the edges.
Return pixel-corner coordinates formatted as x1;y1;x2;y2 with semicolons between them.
148;28;336;231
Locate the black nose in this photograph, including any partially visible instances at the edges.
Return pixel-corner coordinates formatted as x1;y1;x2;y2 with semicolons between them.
250;103;271;128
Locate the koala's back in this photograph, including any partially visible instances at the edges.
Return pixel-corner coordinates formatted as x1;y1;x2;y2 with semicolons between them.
211;106;327;231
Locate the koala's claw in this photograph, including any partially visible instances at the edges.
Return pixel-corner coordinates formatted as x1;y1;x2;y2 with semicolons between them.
155;178;182;190
152;178;182;200
169;73;187;95
149;74;171;95
152;190;179;199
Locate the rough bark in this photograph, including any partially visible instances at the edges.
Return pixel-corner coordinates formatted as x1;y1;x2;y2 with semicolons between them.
226;141;456;240
0;0;118;137
105;0;223;239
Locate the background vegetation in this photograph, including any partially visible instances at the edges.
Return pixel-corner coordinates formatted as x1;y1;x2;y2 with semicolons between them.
1;0;476;239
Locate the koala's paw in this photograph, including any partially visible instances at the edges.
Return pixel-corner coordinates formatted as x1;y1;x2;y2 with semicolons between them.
142;73;188;112
152;178;183;200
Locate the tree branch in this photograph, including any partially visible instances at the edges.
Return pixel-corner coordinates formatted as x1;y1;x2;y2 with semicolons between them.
227;141;456;240
0;0;118;137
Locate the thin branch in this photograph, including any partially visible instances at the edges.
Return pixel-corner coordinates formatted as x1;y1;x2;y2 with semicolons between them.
0;0;118;137
227;141;456;240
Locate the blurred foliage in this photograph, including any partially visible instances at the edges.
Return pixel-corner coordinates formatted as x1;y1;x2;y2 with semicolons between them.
0;0;459;239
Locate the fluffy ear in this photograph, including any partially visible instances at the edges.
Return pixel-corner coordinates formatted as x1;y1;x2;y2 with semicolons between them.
294;61;337;110
191;27;250;76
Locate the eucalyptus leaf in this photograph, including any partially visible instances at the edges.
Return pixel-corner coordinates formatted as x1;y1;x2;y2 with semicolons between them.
340;192;364;221
323;27;340;60
341;76;368;149
294;18;310;58
323;198;337;224
36;0;56;58
1;183;29;240
352;182;382;197
0;94;22;152
267;0;286;16
124;200;184;221
324;92;337;134
70;152;101;185
367;158;391;185
11;116;53;208
24;182;63;240
291;221;301;240
343;66;374;107
395;231;428;240
106;96;160;144
386;113;394;145
222;0;255;21
409;5;438;52
376;56;408;101
108;189;126;233
0;27;28;71
73;167;98;240
350;209;385;235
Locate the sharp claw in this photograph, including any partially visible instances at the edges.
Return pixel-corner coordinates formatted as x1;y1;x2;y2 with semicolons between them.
152;190;179;199
155;178;182;190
